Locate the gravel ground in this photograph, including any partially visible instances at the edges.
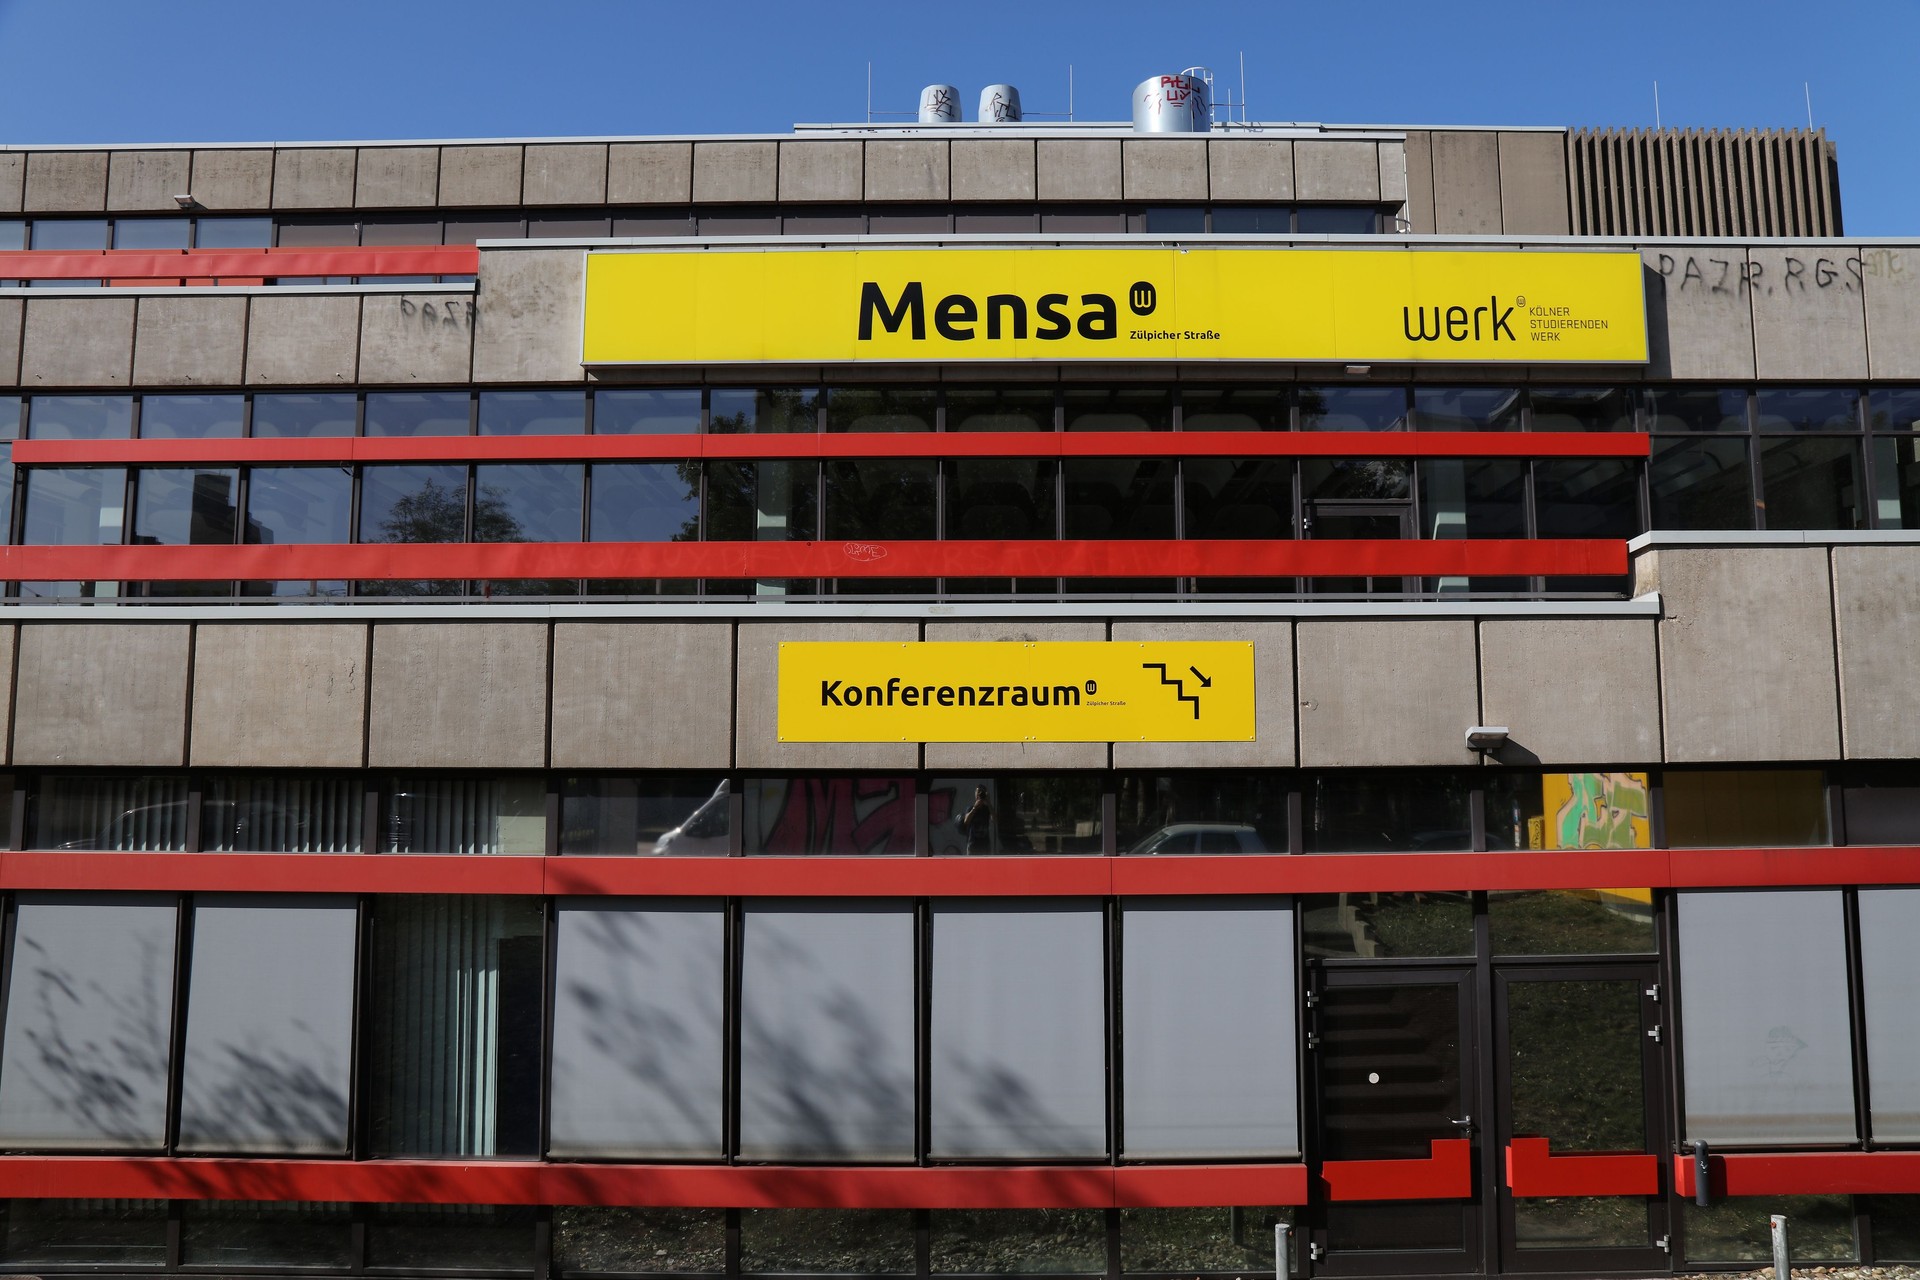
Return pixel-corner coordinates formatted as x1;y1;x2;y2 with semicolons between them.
1708;1268;1920;1280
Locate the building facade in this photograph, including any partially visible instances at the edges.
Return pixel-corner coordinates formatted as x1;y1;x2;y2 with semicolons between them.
0;103;1913;1278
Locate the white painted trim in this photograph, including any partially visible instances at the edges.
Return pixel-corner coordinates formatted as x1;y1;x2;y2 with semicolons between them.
1629;531;1920;551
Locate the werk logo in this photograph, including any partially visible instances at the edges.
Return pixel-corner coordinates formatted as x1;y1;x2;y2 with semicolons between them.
1402;295;1517;343
858;280;1161;342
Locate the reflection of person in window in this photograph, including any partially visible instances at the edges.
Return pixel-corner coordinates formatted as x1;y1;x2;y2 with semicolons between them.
959;786;994;854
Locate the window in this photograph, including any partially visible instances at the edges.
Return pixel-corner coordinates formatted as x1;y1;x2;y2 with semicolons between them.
945;458;1057;540
559;776;729;855
131;467;238;546
741;777;917;855
928;775;1103;856
1115;773;1284;855
478;390;585;435
704;461;816;541
593;389;701;435
823;387;934;433
1413;387;1523;431
1859;889;1920;1141
1184;459;1292;540
1417;459;1527;538
22;467;126;545
112;218;190;251
708;388;817;434
1647;386;1748;432
1299;386;1408;431
823;458;936;544
931;1210;1107;1274
138;393;243;439
245;466;352;545
1755;387;1860;432
474;463;584;543
1304;771;1472;851
1650;438;1754;529
27;394;132;440
1064;388;1171;433
358;463;468;544
740;1210;915;1274
201;775;364;852
589;463;699;542
1296;206;1379;234
1210;206;1292;234
383;776;545;855
945;388;1053;433
192;217;273;249
1180;388;1286;432
1063;459;1176;539
1530;386;1637;432
553;1207;725;1273
364;391;470;437
1759;437;1866;529
250;393;356;438
31;774;187;849
1664;769;1829;847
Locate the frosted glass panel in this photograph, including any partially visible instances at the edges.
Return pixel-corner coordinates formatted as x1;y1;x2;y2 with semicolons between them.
739;904;915;1159
550;902;725;1157
1860;889;1920;1141
931;902;1107;1158
1678;891;1855;1144
1123;901;1298;1157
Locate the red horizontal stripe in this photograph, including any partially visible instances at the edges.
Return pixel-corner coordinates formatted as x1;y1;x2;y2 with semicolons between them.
12;430;1651;466
1677;1151;1920;1198
0;1157;1307;1208
0;245;476;280
1320;1140;1472;1202
0;537;1627;581
1505;1139;1660;1198
2;847;1914;899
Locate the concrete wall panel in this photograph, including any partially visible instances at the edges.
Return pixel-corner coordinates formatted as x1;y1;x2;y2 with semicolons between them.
271;148;356;210
1748;245;1869;379
1036;139;1122;201
1206;139;1292;202
735;623;919;770
1293;140;1380;202
23;152;108;212
608;142;693;204
1863;247;1920;379
131;297;247;386
691;141;777;204
1402;131;1436;233
922;623;1107;771
20;298;135;387
245;295;359;385
0;154;23;213
1111;622;1296;769
777;141;862;203
1641;247;1756;380
358;293;473;384
1647;547;1840;761
864;140;948;202
471;249;583;383
14;625;190;767
1296;621;1478;767
1477;619;1660;765
368;624;548;769
551;622;734;769
950;139;1035;202
437;145;524;207
522;143;607;206
353;146;439;208
1832;546;1920;759
106;151;190;212
1496;132;1571;235
1378;140;1408;205
1429;131;1502;235
1122;139;1209;201
190;625;368;769
0;626;13;761
0;299;20;386
186;149;273;210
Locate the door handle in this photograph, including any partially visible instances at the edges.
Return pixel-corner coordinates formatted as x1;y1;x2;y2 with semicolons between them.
1449;1114;1475;1136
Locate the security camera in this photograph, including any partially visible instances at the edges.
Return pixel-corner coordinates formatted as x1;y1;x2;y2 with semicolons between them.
1465;726;1510;752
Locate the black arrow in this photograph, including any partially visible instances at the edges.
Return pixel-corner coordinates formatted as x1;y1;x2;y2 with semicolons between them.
1188;666;1212;688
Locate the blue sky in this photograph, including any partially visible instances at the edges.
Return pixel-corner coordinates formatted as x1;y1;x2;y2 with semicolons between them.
0;0;1912;233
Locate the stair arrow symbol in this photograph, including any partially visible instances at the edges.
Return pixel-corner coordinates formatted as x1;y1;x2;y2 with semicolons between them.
1189;666;1212;688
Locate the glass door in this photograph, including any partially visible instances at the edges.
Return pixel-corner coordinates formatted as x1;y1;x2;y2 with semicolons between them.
1305;502;1414;595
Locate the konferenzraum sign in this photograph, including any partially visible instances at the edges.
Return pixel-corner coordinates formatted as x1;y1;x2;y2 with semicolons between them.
777;642;1257;743
582;246;1648;365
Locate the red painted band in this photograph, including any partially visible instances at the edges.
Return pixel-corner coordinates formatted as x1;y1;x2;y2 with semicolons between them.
0;245;477;280
12;431;1652;466
1676;1151;1920;1198
1505;1138;1660;1198
0;1156;1307;1208
1319;1139;1473;1202
0;537;1628;582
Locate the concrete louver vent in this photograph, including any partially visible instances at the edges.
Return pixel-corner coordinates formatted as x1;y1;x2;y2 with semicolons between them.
1568;127;1841;237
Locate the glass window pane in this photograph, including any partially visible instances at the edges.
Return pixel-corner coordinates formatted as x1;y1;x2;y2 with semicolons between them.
1064;458;1176;539
30;219;108;250
251;392;356;438
931;1209;1108;1274
1297;205;1378;234
1123;901;1297;1157
1064;388;1171;432
1650;437;1754;529
178;897;357;1153
1418;459;1526;538
366;897;545;1156
1535;457;1640;538
705;461;816;541
1486;772;1655;953
931;902;1107;1157
740;1209;915;1274
1039;210;1122;233
32;774;188;849
742;777;917;855
474;462;584;542
593;389;701;435
1120;1207;1293;1274
1755;387;1861;432
1647;386;1748;432
0;395;19;440
738;904;916;1159
947;458;1056;540
553;1207;725;1273
112;218;189;250
1302;457;1409;501
1860;889;1920;1141
1115;773;1284;855
1869;387;1920;432
1683;1195;1856;1264
1873;435;1920;528
1531;386;1637;432
28;394;132;440
708;388;817;434
202;775;364;853
192;216;273;249
1301;893;1475;958
1413;386;1523;431
1211;206;1292;234
1759;436;1865;529
611;212;691;238
945;388;1053;432
0;894;178;1148
358;463;468;543
1868;1196;1920;1261
1664;768;1829;847
1185;459;1292;540
823;458;936;540
384;777;545;855
0;1199;168;1266
245;465;351;545
1678;890;1855;1144
364;390;469;437
550;902;725;1157
1300;386;1407;430
132;467;237;544
139;393;243;439
359;217;442;246
1506;979;1647;1154
589;462;699;542
22;467;126;544
366;1204;536;1271
179;1200;354;1268
1142;205;1206;233
275;219;359;248
1304;771;1472;851
478;390;585;435
928;775;1103;856
1841;764;1920;843
823;387;934;433
560;776;729;855
0;220;23;251
1180;387;1287;432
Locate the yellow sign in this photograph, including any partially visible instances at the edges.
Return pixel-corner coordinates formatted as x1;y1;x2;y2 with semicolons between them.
777;641;1256;743
583;247;1648;365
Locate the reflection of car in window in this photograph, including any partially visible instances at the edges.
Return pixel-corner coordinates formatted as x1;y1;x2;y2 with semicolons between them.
1125;822;1270;856
651;781;731;856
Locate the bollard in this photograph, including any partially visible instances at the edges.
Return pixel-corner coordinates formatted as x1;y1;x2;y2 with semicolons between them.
1770;1214;1790;1280
1693;1139;1712;1207
1274;1222;1291;1280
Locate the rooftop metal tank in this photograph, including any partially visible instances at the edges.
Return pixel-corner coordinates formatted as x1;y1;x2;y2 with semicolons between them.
918;84;961;124
978;84;1022;123
1132;70;1211;133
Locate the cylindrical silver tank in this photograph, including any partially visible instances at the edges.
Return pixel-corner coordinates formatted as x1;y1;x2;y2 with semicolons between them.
1132;71;1211;133
918;84;961;124
978;84;1022;123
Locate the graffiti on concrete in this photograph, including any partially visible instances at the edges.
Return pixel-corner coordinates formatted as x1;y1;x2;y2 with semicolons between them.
1546;771;1651;851
1654;252;1863;297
